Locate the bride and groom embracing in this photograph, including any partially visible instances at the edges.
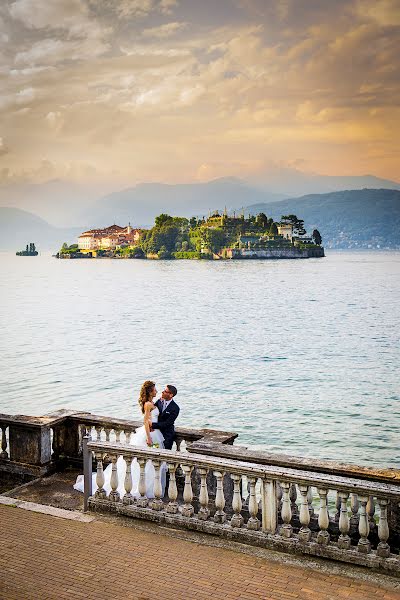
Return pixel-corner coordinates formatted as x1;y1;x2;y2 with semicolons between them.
74;380;179;498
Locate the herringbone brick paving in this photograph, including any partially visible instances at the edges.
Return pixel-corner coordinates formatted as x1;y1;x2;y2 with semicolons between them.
0;504;399;600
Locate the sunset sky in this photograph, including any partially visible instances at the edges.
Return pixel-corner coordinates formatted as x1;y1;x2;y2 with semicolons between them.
1;0;399;186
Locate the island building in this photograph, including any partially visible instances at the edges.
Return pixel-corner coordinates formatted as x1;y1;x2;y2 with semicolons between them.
78;224;141;253
277;223;293;240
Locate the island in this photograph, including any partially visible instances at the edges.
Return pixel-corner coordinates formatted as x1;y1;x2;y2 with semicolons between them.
56;212;324;260
16;243;38;256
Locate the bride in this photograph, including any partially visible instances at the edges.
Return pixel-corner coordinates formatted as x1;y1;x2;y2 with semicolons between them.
74;380;166;499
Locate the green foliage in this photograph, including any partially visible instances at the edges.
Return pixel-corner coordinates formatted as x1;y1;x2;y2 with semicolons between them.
141;210;317;257
157;246;172;259
60;242;79;254
155;213;173;228
312;229;322;245
173;251;202;259
202;227;226;253
256;212;269;228
281;214;306;236
269;222;278;235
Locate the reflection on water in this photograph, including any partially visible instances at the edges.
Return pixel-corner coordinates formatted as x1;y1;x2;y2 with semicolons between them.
0;251;399;468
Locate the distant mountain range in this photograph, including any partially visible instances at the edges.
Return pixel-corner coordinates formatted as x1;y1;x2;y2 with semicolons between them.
244;189;400;249
1;171;399;229
1;188;399;251
0;207;80;251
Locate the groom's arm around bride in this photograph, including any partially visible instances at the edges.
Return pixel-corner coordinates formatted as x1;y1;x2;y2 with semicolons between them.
152;385;179;450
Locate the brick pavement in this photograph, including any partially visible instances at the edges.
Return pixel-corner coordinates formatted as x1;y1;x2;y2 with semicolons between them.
0;504;399;600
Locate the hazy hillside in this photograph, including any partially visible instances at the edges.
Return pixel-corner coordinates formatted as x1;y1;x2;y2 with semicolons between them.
0;180;113;228
1;172;399;230
2;189;399;251
249;172;400;197
245;189;400;249
86;177;284;228
0;207;81;251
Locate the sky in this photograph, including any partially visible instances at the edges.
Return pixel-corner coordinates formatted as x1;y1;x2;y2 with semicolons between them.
1;0;399;187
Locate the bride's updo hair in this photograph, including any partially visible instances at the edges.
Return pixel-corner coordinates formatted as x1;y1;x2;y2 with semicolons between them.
138;380;155;414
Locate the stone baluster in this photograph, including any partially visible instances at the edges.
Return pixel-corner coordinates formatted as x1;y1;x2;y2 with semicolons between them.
376;498;390;558
337;492;351;549
350;493;359;527
115;429;121;443
367;496;376;529
357;496;371;553
151;460;164;511
125;430;132;445
307;486;314;517
136;458;148;507
213;471;226;523
298;485;311;542
175;439;182;452
316;488;330;545
166;463;178;514
95;426;102;442
1;425;8;459
181;464;194;517
247;476;260;530
262;479;278;534
280;481;293;537
123;456;134;505
95;452;107;499
230;474;243;527
104;427;111;442
198;468;210;520
108;454;120;502
290;483;298;515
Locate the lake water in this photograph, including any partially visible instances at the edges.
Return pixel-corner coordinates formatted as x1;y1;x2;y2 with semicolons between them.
0;251;399;469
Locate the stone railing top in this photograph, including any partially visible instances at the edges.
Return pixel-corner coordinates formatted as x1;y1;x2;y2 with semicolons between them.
68;412;238;444
0;411;70;428
87;440;400;500
187;441;400;486
0;410;238;445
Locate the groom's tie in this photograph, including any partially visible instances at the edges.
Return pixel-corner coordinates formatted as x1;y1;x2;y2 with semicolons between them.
162;400;166;412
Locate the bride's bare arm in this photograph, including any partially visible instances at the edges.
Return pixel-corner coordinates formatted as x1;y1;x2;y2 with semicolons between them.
143;401;153;445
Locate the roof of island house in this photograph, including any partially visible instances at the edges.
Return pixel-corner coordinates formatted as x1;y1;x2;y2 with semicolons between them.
79;225;140;238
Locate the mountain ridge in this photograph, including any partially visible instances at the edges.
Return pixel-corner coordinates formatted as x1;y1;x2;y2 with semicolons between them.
1;188;399;250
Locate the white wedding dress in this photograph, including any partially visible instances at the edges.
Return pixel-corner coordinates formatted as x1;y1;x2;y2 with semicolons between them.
74;406;166;499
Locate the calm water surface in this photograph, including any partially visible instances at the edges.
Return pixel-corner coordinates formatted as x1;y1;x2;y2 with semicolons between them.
0;251;399;468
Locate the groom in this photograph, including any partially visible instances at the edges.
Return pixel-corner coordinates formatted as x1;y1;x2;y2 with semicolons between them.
152;385;180;450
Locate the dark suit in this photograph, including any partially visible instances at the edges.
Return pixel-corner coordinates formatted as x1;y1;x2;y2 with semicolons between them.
152;399;180;450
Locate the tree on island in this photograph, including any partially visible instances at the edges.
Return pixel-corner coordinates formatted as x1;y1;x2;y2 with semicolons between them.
312;229;322;245
281;214;306;236
269;222;278;236
256;212;269;229
155;213;173;228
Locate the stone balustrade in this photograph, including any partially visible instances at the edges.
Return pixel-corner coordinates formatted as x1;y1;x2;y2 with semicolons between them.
0;410;237;481
84;439;400;574
1;410;400;574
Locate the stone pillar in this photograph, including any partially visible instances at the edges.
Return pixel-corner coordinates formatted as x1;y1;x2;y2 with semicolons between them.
9;424;52;466
52;418;81;462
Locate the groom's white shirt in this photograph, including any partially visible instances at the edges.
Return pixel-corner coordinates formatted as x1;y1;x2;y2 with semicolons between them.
160;398;172;412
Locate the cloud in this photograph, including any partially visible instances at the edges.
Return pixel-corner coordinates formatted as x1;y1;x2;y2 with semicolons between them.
356;0;400;26
115;0;179;18
9;0;88;30
142;21;187;38
1;0;399;183
15;37;110;66
0;137;10;156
